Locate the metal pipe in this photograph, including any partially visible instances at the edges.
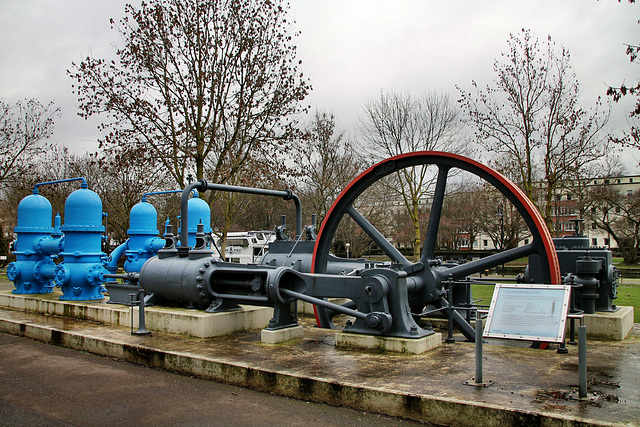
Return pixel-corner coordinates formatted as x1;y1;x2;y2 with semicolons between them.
470;277;519;283
279;288;367;320
179;181;206;250
141;190;183;202
445;293;455;343
475;314;483;384
133;287;151;335
33;177;87;193
205;182;302;238
208;290;269;303
104;272;140;282
578;325;588;398
106;240;128;270
179;180;303;249
569;317;577;345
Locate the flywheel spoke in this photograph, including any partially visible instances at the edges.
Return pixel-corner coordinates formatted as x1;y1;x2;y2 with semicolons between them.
421;165;449;262
346;204;412;268
435;243;537;281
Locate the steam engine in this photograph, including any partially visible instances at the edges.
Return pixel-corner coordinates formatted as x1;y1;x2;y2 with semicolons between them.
6;153;621;342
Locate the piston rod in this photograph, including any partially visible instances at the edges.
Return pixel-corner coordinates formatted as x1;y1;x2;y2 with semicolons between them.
279;288;367;320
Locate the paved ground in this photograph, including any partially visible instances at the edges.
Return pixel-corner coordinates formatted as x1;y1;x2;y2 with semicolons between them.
0;333;424;427
0;277;638;426
1;305;639;426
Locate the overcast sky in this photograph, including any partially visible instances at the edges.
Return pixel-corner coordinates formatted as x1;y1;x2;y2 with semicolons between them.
1;1;638;168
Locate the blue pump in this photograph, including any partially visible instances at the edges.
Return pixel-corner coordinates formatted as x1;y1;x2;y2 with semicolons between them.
6;192;63;294
178;192;212;247
123;200;165;272
105;191;181;275
54;184;109;301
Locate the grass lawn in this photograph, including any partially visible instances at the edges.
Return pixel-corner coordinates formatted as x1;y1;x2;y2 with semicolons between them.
472;280;640;323
617;279;640;323
471;283;496;309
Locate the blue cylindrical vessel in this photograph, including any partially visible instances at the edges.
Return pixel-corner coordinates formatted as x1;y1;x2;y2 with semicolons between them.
178;194;212;247
7;194;62;294
55;187;109;300
124;200;164;272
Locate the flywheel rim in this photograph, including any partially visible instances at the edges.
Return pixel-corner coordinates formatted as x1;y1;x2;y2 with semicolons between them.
312;151;560;328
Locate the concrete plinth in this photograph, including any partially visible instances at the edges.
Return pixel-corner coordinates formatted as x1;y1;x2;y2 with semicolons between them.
0;290;273;338
335;331;442;354
570;306;635;341
261;325;304;343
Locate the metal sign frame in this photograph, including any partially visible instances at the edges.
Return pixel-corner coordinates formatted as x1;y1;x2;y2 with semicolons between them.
483;283;571;343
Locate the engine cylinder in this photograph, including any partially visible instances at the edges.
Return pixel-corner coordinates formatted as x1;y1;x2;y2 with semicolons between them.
140;255;214;308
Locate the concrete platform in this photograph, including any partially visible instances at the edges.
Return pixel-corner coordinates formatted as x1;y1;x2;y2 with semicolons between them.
261;325;305;343
428;306;636;342
0;289;638;426
336;331;443;354
581;306;635;341
0;290;273;338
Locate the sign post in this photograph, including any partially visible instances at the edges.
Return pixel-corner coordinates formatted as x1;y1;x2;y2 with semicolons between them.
483;284;571;343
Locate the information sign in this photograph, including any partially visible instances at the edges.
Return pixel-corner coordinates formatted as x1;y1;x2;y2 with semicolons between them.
483;284;571;343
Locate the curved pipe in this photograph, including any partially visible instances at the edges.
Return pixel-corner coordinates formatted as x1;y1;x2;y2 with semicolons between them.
33;177;87;194
106;240;128;272
179;180;303;250
142;190;182;202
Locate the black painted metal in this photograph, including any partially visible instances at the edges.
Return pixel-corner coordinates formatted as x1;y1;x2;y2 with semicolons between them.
422;165;449;261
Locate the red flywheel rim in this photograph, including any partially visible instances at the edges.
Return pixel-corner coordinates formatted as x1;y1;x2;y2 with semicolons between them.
312;151;561;326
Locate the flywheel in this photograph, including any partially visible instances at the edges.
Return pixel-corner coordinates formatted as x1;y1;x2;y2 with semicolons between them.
311;151;560;335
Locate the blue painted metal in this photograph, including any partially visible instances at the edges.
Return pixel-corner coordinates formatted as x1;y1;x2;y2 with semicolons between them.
34;177;87;193
6;193;63;294
105;241;127;275
141;190;182;201
54;185;109;301
177;193;212;248
106;194;176;276
124;200;164;272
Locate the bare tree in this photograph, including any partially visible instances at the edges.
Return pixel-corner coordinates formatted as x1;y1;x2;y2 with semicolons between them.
480;196;528;251
359;90;466;259
458;29;610;229
0;98;59;190
439;182;486;251
69;0;310;187
585;182;640;264
299;110;363;225
607;0;640;148
85;147;171;245
209;152;300;250
0;145;77;251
